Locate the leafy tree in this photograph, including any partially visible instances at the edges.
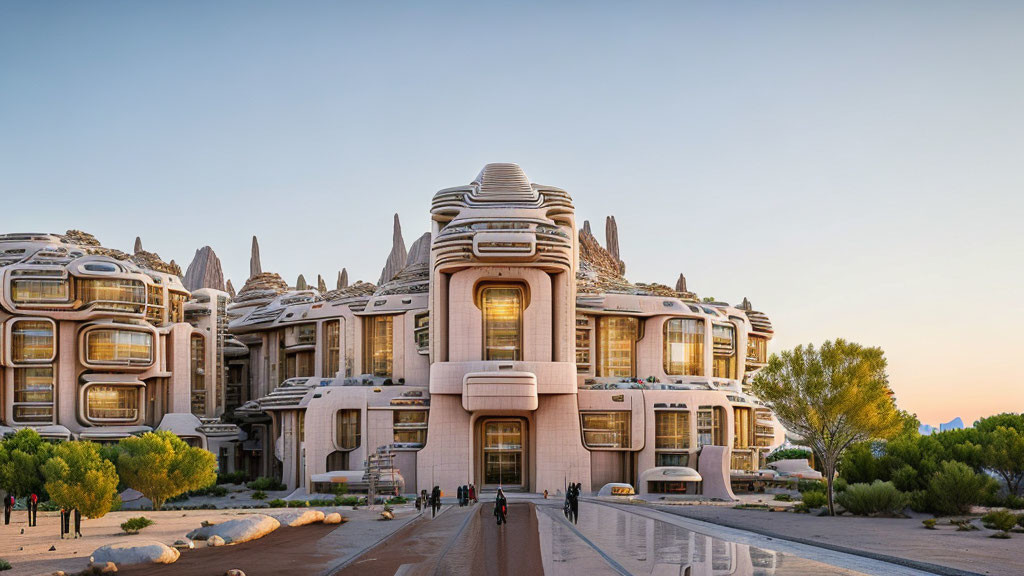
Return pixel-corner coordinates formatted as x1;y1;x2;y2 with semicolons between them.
0;429;54;498
752;339;905;515
979;425;1024;496
42;441;119;518
927;460;995;515
113;431;216;510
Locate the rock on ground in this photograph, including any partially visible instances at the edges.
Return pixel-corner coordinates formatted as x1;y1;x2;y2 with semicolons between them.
187;514;281;545
267;509;326;527
91;540;180;566
207;535;226;547
225;570;246;576
323;512;344;525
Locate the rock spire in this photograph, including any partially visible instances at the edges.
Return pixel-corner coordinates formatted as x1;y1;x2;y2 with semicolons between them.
675;274;687;293
226;279;236;298
377;214;408;285
249;236;262;279
337;269;348;289
134;237;143;254
317;274;327;293
296;274;308;290
183;246;226;292
605;216;625;275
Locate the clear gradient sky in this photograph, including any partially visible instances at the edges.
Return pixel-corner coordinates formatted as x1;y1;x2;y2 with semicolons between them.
1;2;1021;426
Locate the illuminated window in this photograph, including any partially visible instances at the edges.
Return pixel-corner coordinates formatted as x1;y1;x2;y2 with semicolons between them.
580;412;631;448
11;320;54;363
78;279;146;313
13;366;54;423
11;276;69;304
655;411;691;450
712;324;737;379
336;409;361;450
323;320;341;376
755;408;775;447
746;335;767;364
146;285;165;324
414;313;429;353
575;328;591;373
85;329;153;366
697;406;726;447
480;285;523;361
597;316;639;378
664;318;705;376
167;292;187;323
733;407;753;449
190;334;206;415
86;385;140;422
393;410;428;447
363;316;393;377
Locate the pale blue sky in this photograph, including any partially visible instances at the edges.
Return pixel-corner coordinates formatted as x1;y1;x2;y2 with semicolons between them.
1;1;1022;424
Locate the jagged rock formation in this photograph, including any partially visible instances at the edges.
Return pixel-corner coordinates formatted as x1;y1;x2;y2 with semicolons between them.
63;230;103;247
322;280;376;302
296;275;308;290
582;220;592;236
317;275;327;293
375;232;430;296
337;269;348;289
183;246;226;292
377;214;407;285
226;279;236;298
134;237;144;254
236;272;288;303
128;236;182;276
676;274;688;293
605;216;625;275
56;231;180;276
249;236;262;278
577;226;682;298
739;297;752;311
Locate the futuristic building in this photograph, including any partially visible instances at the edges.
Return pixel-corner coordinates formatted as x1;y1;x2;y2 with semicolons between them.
228;163;782;497
0;231;239;467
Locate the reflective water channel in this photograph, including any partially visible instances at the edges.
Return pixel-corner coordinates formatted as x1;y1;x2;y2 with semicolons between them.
544;502;870;576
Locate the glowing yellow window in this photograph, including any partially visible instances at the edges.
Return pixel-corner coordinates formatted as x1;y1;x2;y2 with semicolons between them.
85;329;153;366
597;316;639;378
11;320;55;363
480;286;523;361
363;316;393;377
664;318;704;376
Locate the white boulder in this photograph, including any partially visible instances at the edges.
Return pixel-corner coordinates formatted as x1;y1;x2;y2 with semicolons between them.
268;509;325;527
91;541;180;566
187;514;280;545
207;535;226;547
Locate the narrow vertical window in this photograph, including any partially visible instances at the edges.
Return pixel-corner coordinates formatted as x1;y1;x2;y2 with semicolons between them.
323;320;341;377
336;409;361;449
13;366;54;423
712;324;737;379
190;334;206;416
480;286;523;361
597;316;639;378
664;318;704;376
363;316;394;377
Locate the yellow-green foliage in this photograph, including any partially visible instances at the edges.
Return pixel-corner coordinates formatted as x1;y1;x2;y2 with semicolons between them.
42;441;119;519
114;431;217;510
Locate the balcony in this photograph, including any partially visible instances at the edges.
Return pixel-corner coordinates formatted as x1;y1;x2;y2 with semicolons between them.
462;371;538;412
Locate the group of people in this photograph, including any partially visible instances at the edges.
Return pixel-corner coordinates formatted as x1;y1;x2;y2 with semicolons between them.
418;486;444;517
455;483;476;507
563;482;581;524
4;492;80;537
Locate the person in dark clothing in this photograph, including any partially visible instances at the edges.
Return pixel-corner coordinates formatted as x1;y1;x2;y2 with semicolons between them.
430;486;441;517
456;485;464;507
462;485;469;506
60;508;69;539
73;508;82;538
494;488;507;526
3;494;12;525
28;493;38;527
568;483;580;524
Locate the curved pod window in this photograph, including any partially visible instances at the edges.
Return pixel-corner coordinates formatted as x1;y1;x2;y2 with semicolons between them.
712;324;737;379
479;285;524;361
335;409;361;450
13;366;54;424
10;319;56;364
84;328;154;367
85;384;142;423
581;411;631;449
78;278;146;313
393;410;428;448
597;316;640;378
663;318;705;376
10;277;70;305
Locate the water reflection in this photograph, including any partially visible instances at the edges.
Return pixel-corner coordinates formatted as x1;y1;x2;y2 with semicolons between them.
569;504;855;576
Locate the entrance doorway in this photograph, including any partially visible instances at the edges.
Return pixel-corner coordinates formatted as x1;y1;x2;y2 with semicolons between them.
480;419;527;490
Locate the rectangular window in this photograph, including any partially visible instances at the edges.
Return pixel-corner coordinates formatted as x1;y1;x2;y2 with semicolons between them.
363;316;394;377
575;328;591;373
734;407;753;449
664;318;705;376
13;366;54;423
597;316;639;378
746;335;767;364
655;411;691;450
656;452;690;467
145;285;165;324
414;313;429;353
297;324;316;346
323;320;341;377
11;320;55;363
78;279;146;313
481;286;523;361
393;410;428;447
85;329;153;366
167;292;188;323
755;408;775;447
11;277;69;304
86;385;140;422
697;406;725;447
190;334;206;415
336;409;361;450
712;324;737;379
580;411;631;448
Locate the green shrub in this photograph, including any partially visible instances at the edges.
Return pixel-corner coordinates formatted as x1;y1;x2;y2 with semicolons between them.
334;495;363;506
388;496;408;504
332;482;350;497
1018;514;1024;529
773;493;791;502
266;499;287;508
767;448;811;463
0;559;10;571
836;481;908;516
286;500;309;508
120;516;154;534
252;490;267;500
927;461;993;516
797;479;825;493
890;465;919;492
801;490;828;508
922;519;937;529
216;471;249;485
247;477;286;491
833;477;848;492
982;510;1018;534
906;490;929;513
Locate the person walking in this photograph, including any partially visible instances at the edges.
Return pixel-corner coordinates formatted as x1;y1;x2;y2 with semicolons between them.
494;488;507;526
462;485;469;506
3;494;12;525
59;508;69;539
456;485;464;507
430;485;441;518
73;508;82;538
468;483;476;503
568;483;580;525
28;493;38;527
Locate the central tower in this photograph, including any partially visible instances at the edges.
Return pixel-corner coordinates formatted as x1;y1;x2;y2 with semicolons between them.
416;163;590;492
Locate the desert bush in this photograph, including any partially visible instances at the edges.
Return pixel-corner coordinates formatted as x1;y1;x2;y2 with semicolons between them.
922;519;937;529
801;490;828;509
832;477;848;492
287;500;310;508
927;461;994;515
767;448;812;463
335;495;363;506
120;516;154;534
251;490;267;500
247;476;286;491
265;499;287;507
0;559;10;571
906;490;929;513
797;479;825;493
216;471;249;485
836;481;908;516
773;493;791;502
